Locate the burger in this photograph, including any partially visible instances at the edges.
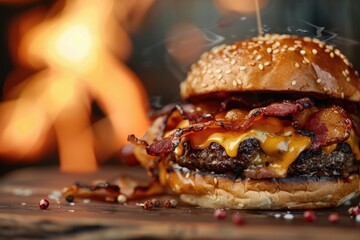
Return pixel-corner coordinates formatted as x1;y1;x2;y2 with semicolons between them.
129;34;360;209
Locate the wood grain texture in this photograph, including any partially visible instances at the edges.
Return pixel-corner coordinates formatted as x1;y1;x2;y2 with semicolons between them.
0;166;359;239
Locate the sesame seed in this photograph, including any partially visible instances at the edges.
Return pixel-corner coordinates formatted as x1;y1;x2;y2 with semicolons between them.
330;52;334;58
304;37;311;42
312;38;321;44
295;63;300;68
267;47;272;54
264;61;270;66
214;177;218;185
326;45;334;51
225;69;232;74
231;59;236;65
201;83;208;87
232;80;238;86
316;78;322;83
215;69;222;73
288;47;295;51
334;49;341;56
217;74;223;80
342;70;347;77
346;77;351;82
259;64;264;70
318;43;324;48
291;80;297;86
294;40;302;45
220;79;226;84
344;59;350;66
252;50;258;55
325;49;331;53
272;49;280;54
341;92;345;99
355;71;359;76
300;50;306;55
281;48;286;53
312;49;318;55
272;42;280;49
236;79;243;85
185;172;190;179
256;55;262;60
345;69;350;75
239;66;247;71
303;57;310;64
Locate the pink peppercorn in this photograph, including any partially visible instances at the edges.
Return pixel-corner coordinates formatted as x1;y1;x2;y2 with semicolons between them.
39;199;49;210
328;213;339;223
213;209;227;220
304;210;317;222
232;213;245;226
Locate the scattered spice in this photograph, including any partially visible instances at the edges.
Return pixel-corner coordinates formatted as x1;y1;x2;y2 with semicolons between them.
65;195;74;203
283;213;294;220
213;209;227;220
117;194;127;204
304;210;317;222
328;213;339;223
164;199;177;208
151;199;161;207
142;200;153;210
39;199;49;210
232;213;245;226
348;205;360;217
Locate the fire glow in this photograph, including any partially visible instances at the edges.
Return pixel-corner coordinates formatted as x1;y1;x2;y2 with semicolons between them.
0;0;152;172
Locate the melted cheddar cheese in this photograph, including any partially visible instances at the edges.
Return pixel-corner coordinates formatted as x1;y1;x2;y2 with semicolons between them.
172;117;360;177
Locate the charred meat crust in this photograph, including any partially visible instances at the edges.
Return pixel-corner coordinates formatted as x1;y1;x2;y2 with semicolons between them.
174;139;359;178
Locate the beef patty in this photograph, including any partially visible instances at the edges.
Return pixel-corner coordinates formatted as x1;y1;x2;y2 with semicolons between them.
175;138;359;178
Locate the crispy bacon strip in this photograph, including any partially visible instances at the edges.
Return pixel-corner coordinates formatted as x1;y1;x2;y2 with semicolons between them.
294;106;352;149
130;98;314;156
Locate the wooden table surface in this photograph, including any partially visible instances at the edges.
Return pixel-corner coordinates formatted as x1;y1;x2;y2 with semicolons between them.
0;166;359;239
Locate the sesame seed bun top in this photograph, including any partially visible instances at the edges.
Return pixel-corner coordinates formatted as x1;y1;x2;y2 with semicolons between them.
180;34;360;103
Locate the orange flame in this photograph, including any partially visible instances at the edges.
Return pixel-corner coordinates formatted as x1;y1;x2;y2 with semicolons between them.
1;0;153;172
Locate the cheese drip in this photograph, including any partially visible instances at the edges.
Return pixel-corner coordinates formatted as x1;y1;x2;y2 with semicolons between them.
180;117;311;176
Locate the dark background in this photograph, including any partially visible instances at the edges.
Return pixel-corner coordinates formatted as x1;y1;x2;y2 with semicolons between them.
1;0;360;175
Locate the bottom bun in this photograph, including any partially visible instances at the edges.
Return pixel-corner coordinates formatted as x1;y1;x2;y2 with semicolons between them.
163;169;360;209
